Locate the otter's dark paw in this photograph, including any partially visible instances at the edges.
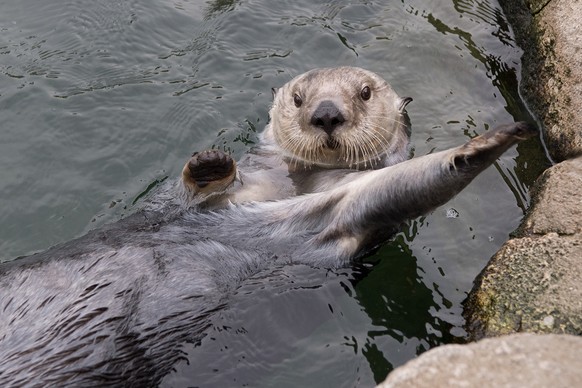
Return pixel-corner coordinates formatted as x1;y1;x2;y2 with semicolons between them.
452;122;538;170
186;150;235;188
181;150;237;195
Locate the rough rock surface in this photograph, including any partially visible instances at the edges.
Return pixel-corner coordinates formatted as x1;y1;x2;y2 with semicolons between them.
465;157;582;338
520;156;582;236
379;0;582;385
465;232;582;337
503;0;582;162
377;333;582;388
464;0;582;339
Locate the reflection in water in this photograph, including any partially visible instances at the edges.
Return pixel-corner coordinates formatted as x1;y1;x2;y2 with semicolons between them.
204;0;240;20
352;234;458;381
418;6;523;117
407;0;549;212
453;0;514;45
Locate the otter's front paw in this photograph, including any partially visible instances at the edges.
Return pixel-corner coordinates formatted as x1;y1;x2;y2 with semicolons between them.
182;149;237;194
452;122;537;170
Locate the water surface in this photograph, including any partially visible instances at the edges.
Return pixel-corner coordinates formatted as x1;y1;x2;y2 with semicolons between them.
0;0;549;386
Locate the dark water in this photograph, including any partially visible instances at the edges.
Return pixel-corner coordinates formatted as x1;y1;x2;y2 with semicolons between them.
0;0;549;386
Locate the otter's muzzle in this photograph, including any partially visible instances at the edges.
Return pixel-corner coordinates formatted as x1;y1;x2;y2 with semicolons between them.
310;100;345;136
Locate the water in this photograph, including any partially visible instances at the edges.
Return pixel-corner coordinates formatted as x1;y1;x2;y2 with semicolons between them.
0;0;549;386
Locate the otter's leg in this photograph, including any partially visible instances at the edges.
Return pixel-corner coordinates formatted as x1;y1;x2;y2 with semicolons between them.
181;150;237;197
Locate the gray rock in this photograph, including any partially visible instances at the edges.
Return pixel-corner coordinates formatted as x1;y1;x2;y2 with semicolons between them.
463;0;582;340
378;1;582;386
502;0;582;162
377;333;582;388
464;233;582;338
464;159;582;339
520;156;582;236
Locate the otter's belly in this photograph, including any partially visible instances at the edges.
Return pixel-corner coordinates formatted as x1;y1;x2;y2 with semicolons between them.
234;169;297;203
0;211;274;386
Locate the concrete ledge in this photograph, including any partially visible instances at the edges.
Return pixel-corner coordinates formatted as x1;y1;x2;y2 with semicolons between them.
464;0;582;340
379;0;581;385
464;157;582;338
520;156;582;235
464;232;582;337
506;0;582;161
377;333;582;388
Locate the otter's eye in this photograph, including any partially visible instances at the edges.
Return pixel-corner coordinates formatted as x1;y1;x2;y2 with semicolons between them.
293;93;303;108
360;86;371;101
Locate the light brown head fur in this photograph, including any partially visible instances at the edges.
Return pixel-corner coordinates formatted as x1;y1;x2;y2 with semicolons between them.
263;67;412;169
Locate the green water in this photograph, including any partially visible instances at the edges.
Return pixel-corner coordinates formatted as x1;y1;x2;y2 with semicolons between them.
0;0;549;386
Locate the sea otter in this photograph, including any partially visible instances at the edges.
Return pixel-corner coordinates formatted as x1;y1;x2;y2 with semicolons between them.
0;68;536;385
179;67;412;208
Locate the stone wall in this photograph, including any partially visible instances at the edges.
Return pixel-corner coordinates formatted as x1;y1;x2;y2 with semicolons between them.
464;0;582;340
379;0;581;385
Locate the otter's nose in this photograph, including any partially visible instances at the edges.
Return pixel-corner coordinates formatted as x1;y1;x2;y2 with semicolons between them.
310;100;345;136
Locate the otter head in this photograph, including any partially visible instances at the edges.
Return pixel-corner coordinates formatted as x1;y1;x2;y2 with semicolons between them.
265;67;412;169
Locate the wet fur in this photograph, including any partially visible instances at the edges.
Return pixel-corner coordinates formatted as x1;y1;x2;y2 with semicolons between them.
182;67;412;208
265;67;411;168
0;122;536;386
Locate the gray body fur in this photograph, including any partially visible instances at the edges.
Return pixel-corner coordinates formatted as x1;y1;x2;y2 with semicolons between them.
0;123;536;386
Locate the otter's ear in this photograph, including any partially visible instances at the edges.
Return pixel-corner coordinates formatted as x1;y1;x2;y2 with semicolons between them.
271;87;278;99
398;97;413;113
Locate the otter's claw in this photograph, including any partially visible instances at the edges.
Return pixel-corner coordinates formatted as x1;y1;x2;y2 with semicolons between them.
481;121;538;141
187;150;235;188
182;149;237;194
453;122;538;170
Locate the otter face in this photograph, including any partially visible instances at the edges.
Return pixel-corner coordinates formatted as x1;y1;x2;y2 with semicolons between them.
268;67;412;169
